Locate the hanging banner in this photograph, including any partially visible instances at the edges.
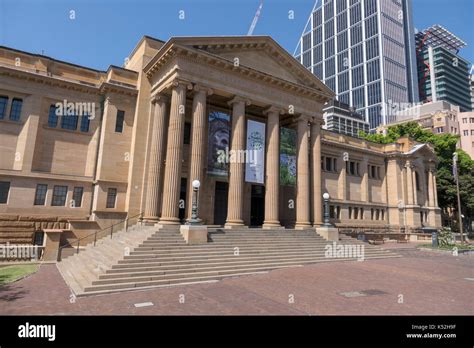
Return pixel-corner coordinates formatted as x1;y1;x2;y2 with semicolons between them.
280;127;296;186
245;120;265;184
207;111;231;177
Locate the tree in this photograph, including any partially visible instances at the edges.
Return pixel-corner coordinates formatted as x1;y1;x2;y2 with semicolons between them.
360;122;474;231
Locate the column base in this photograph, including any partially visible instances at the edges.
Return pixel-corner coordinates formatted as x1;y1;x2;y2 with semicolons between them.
224;222;247;229
262;222;284;229
294;222;312;230
141;217;160;226
159;217;181;225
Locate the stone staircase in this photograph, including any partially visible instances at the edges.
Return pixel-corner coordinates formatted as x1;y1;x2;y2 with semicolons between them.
57;225;400;296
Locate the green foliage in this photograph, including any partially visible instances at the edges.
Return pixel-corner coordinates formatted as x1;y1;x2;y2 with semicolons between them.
437;227;455;247
360;122;474;222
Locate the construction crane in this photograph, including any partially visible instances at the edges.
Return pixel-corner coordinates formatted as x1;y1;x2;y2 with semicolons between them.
247;0;264;36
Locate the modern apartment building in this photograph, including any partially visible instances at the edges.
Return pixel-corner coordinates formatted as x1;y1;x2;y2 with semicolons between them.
322;99;370;137
295;0;419;130
416;25;472;112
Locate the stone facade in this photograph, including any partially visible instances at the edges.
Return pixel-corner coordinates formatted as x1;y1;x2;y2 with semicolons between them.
0;36;442;244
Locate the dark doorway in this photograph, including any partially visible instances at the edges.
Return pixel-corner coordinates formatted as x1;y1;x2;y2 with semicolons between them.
179;178;187;222
214;181;228;225
251;185;265;227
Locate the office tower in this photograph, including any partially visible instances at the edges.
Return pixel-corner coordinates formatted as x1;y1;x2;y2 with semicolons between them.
416;24;472;112
295;0;419;130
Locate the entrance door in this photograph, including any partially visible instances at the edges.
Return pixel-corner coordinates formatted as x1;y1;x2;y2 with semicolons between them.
179;178;187;223
251;185;265;227
214;181;228;225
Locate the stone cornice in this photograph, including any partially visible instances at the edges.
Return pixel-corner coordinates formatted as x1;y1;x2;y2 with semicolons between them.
0;65;101;95
0;65;138;97
145;42;333;103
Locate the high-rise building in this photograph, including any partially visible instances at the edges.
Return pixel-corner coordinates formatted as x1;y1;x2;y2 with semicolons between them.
295;0;419;130
323;99;370;137
415;25;472;112
470;74;474;111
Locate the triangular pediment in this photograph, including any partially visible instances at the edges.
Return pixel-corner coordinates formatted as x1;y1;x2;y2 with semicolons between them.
166;36;334;96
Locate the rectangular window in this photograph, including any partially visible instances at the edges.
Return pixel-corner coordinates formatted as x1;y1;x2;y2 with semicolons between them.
51;185;68;206
464;130;469;136
48;105;58;127
34;184;48;206
80;114;90;132
106;188;117;208
72;187;83;208
462;118;467;123
9;98;23;121
0;181;10;204
115;110;125;133
61;114;78;130
0;96;8;119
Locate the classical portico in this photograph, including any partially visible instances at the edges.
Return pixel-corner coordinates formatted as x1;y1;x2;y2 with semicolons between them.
141;36;334;228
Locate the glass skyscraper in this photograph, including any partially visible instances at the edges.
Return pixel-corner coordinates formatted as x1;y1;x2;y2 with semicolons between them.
295;0;419;130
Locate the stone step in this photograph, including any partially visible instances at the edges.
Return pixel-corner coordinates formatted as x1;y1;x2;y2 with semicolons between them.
101;253;399;280
120;248;394;264
111;250;397;271
84;254;401;293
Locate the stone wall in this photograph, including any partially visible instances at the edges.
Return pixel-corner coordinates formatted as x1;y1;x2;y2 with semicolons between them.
0;214;86;244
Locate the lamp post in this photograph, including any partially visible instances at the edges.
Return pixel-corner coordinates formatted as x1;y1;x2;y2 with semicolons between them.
188;179;202;226
322;192;332;227
453;153;464;244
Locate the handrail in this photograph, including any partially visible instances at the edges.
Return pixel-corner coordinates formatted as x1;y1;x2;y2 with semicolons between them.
57;212;143;261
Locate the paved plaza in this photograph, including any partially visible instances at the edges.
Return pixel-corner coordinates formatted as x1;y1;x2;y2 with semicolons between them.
0;244;472;315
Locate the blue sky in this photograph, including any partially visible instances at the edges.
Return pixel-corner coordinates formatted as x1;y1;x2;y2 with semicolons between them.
0;0;472;71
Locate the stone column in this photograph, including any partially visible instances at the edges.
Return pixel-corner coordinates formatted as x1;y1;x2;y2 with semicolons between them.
433;172;438;207
262;107;282;229
311;118;323;226
144;95;169;221
225;97;250;228
361;157;369;203
427;168;435;207
338;158;347;200
160;81;189;225
406;161;414;205
186;86;212;220
295;116;311;229
412;167;418;205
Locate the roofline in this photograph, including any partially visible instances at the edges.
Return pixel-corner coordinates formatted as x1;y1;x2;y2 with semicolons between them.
127;35;166;62
144;36;335;97
0;45;106;74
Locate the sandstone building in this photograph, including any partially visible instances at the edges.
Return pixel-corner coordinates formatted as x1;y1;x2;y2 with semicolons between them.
0;36;442;245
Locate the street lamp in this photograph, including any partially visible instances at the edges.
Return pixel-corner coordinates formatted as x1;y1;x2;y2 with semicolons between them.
322;192;333;227
187;180;202;226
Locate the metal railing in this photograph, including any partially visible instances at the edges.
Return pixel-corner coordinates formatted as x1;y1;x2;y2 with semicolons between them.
57;212;143;261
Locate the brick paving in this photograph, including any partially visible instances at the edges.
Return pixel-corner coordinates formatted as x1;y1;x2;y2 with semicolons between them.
0;246;473;315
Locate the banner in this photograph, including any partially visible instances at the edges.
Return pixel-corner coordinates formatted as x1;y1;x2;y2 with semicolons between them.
280;127;296;186
207;111;230;177
245;120;266;184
